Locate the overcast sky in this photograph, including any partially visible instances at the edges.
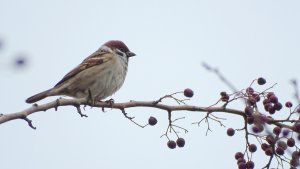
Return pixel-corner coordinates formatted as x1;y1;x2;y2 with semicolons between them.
1;0;300;168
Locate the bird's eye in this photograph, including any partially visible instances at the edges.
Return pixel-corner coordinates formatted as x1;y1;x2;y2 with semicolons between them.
115;49;125;57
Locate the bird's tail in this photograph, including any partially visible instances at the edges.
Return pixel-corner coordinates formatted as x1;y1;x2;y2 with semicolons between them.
25;89;52;103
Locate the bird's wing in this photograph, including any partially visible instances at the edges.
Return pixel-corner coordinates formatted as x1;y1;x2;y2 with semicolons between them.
54;50;114;87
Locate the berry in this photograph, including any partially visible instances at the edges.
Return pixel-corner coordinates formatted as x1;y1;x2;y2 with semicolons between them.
252;125;264;133
273;127;281;135
247;97;256;106
264;103;272;112
176;138;185;147
269;95;278;103
184;88;194;98
265;147;273;156
261;143;269;151
246;116;254;124
227;128;235;136
287;138;295;147
293;122;300;132
235;152;244;160
276;147;285;155
274;102;283;111
257;77;266;85
246;161;254;168
277;140;287;150
238;162;246;169
237;158;246;164
148;116;157;126
249;144;257;153
220;92;229;102
244;106;254;116
282;129;290;137
263;99;271;105
14;56;26;67
266;92;275;99
268;106;276;114
246;87;254;95
266;135;275;145
252;93;260;102
167;140;176;149
285;101;293;108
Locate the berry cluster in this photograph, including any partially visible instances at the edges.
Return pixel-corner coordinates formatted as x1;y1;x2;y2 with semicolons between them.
225;77;300;168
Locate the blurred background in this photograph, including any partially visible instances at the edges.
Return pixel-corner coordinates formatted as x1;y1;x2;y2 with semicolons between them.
1;0;300;168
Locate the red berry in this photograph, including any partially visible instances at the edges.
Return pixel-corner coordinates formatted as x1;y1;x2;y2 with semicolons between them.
287;138;295;147
268;106;276;114
246;87;254;95
235;152;244;160
274;102;283;111
293;122;300;132
167;140;176;149
285;101;293;108
261;143;269;151
184;88;194;98
282;129;290;137
257;77;266;85
277;140;287;150
249;144;257;153
247;97;256;106
247;116;254;124
237;158;246;164
275;147;284;155
269;95;278;103
227;128;235;136
273;127;281;135
266;92;275;99
148;116;158;126
265;147;273;156
246;161;254;168
238;162;246;169
176;138;185;147
244;106;254;116
266;135;275;145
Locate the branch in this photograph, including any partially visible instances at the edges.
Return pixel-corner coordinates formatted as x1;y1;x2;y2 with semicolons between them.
0;98;245;128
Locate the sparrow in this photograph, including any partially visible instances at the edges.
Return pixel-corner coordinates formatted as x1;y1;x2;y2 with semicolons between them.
26;40;136;103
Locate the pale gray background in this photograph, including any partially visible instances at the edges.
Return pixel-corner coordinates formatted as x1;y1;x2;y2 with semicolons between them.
1;0;300;168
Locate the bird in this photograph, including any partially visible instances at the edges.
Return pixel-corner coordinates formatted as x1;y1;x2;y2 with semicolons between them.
26;40;136;103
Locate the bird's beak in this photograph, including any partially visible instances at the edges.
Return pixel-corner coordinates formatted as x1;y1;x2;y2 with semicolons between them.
126;51;136;57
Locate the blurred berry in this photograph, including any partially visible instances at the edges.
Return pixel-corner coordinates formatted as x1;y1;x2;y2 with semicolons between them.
237;158;246;164
247;97;256;106
227;128;235;136
264;103;272;112
246;161;254;168
246;116;254;124
257;77;266;85
220;92;229;102
282;129;290;137
176;138;185;147
252;93;260;102
184;88;194;98
293;122;300;132
246;87;254;95
275;147;285;155
14;56;27;67
277;140;287;150
287;138;295;147
249;144;257;153
235;152;244;160
167;140;176;149
238;162;246;169
269;95;278;103
274;102;283;111
148;116;157;126
263;99;271;105
268;106;276;114
244;106;253;116
266;135;275;145
285;101;293;108
273;127;281;135
220;91;227;97
252;125;264;133
266;92;275;99
265;147;273;156
261;143;269;151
